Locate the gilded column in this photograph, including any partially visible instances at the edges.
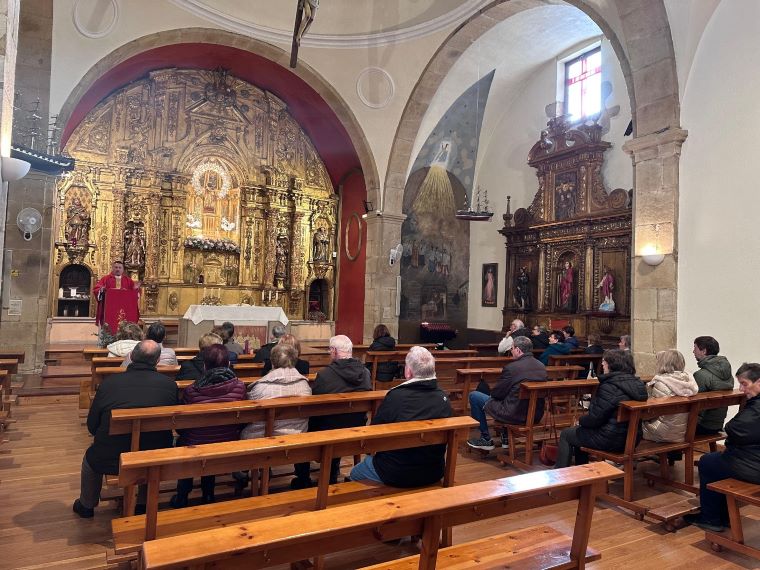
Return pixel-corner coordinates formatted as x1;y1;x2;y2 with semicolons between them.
537;244;546;311
584;242;594;311
109;188;125;262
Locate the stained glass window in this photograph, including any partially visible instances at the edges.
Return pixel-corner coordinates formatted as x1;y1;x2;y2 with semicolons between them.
565;47;601;122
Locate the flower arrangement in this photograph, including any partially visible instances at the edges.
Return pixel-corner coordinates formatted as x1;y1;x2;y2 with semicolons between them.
184;236;240;253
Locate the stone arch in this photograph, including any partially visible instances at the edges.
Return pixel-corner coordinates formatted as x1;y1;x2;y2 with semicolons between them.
56;27;380;208
378;0;682;370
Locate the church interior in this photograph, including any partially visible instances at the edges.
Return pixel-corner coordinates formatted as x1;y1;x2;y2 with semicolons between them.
1;0;759;568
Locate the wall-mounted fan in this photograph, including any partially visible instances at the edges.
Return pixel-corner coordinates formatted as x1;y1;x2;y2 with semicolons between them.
17;208;42;241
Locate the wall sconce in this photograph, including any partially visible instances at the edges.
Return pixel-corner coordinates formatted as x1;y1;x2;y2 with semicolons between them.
1;156;31;182
363;200;374;214
641;244;665;266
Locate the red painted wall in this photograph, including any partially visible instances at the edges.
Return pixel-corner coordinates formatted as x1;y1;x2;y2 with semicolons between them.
61;43;367;337
336;172;367;343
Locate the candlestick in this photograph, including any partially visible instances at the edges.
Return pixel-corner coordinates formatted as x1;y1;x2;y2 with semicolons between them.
203;287;207;298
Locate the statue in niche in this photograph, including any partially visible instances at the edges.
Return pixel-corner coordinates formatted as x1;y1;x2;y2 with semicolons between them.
224;261;239;286
275;234;289;278
183;258;197;284
312;227;329;261
559;260;575;311
124;225;146;268
597;266;616;312
65;197;91;246
514;267;531;310
555;180;577;221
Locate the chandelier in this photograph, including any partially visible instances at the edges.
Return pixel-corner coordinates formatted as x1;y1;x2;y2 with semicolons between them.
191;160;232;199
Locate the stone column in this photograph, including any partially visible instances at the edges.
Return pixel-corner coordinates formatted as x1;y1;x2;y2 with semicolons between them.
0;0;20;290
363;212;405;343
623;128;687;375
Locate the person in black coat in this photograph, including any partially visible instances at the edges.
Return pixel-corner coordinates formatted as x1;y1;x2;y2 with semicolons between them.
296;335;371;487
555;349;647;468
467;337;547;451
260;333;310;376
562;325;580;349
73;340;178;518
530;325;550;350
366;324;399;382
585;333;605;355
350;346;452;487
253;324;286;363
178;332;223;380
683;363;760;532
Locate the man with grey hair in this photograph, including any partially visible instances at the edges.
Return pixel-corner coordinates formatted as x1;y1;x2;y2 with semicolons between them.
253;323;287;363
468;336;547;451
73;340;178;518
297;334;371;487
497;319;530;355
350;346;452;487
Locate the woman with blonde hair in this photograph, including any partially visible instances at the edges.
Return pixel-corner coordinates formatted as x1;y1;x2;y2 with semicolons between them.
642;349;699;443
261;333;310;375
107;321;144;358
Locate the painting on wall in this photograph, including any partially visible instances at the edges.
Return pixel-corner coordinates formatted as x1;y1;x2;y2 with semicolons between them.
482;263;498;307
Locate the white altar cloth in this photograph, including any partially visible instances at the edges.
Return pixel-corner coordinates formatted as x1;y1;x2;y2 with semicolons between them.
182;305;288;326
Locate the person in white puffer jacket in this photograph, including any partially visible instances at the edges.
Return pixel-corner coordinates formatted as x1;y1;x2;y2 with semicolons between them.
642;349;699;442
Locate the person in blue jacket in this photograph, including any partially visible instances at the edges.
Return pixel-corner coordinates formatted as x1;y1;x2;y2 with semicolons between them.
538;331;571;365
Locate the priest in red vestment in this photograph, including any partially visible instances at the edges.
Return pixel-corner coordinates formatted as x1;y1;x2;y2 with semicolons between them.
93;261;140;327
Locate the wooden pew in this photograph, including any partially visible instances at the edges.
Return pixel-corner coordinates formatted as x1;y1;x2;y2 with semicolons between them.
91;366;181;400
497;379;600;471
704;478;760;561
0;358;19;375
548;353;603;376
84;347;255;361
175;373;317;396
113;416;476;554
367;349;477;389
582;390;746;519
139;462;622;570
467;342;501;356
0;351;24;364
110;390;388;518
310;344;437;363
455;365;585;412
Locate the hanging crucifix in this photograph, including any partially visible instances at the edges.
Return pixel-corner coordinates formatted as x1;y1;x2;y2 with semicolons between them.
290;0;320;68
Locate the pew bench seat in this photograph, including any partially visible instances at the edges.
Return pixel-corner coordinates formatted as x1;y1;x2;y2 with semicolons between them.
582;438;691;463
705;478;760;560
113;479;436;555
359;525;601;570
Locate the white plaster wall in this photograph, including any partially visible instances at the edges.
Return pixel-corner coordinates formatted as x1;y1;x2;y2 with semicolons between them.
50;0;450;192
467;37;632;331
678;0;758;379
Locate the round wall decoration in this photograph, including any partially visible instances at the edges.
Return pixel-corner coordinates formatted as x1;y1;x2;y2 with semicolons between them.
72;0;119;39
356;67;395;109
344;212;363;261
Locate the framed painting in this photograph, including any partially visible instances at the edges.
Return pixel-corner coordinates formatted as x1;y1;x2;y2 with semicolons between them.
482;263;498;307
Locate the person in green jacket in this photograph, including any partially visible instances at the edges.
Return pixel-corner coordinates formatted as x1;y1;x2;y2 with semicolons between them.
693;336;734;434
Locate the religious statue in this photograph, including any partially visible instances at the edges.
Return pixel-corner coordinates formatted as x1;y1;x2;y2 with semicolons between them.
124;225;146;268
312;227;329;261
225;263;239;287
64;197;91;246
296;0;319;45
514;267;530;310
307;300;326;322
275;235;289;278
597;266;616;312
183;259;197;284
559;260;575;311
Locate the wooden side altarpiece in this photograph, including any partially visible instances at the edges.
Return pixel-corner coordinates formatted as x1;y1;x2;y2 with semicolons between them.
499;116;632;340
52;68;339;321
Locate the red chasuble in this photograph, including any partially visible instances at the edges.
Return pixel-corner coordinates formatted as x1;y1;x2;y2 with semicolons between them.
93;273;137;328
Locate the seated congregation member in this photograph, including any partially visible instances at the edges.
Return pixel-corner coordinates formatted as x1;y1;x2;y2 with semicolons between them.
683;363;760;532
618;334;631;351
538;330;571;365
177;332;223;381
73;340;178;518
530;324;550;350
467;336;547;451
642;349;698;443
350;346;452;487
555;349;647;468
261;334;309;376
585;333;604;355
309;334;371;484
242;344;313;489
366;324;399;382
123;321;177;366
170;344;245;508
107;321;143;358
211;326;238;364
562;325;580;349
221;321;245;355
693;335;734;435
253;324;286;363
498;319;530;355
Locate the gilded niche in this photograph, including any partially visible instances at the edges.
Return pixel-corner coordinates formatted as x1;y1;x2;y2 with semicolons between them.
54;67;337;320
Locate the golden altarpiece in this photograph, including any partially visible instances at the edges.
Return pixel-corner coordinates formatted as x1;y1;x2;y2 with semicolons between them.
52;68;338;321
500;116;631;339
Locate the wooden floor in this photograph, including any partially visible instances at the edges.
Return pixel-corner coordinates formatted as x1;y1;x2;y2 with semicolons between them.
2;400;760;569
